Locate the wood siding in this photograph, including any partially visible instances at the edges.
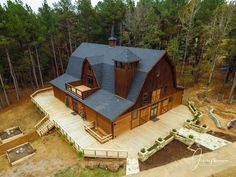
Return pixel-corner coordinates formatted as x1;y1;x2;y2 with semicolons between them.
85;106;112;134
53;86;65;102
81;59;99;88
67;95;73;109
139;106;150;125
115;62;138;98
113;113;131;137
126;54;183;112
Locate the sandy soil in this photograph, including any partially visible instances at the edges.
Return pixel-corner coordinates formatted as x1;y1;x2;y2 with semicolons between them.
210;166;236;177
0;99;42;134
183;84;236;136
0;132;79;177
0;97;79;177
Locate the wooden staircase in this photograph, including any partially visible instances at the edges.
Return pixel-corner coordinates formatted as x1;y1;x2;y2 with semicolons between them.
35;117;55;136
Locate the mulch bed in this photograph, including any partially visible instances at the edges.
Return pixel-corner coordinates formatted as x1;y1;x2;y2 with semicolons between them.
208;131;236;142
139;140;211;171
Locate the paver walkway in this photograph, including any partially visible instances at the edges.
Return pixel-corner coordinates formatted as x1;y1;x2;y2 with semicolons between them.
178;128;231;150
130;142;236;177
126;158;140;176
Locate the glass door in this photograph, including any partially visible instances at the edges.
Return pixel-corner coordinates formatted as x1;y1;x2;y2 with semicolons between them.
150;104;158;119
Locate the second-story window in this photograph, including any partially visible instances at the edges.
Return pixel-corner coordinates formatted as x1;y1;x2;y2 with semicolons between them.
163;86;168;96
116;61;124;69
131;110;138;120
87;75;94;87
156;68;160;77
142;92;148;105
88;66;92;74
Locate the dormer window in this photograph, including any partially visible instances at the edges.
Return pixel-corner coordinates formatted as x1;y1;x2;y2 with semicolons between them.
115;61;124;69
87;76;94;87
156;68;160;77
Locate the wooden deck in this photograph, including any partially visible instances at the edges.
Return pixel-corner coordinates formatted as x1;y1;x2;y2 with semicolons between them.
33;90;192;158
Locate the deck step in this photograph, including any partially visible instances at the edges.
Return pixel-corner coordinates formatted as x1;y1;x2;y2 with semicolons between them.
36;119;55;136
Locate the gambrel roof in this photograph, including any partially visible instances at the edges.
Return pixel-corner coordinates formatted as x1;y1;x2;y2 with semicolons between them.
51;43;166;121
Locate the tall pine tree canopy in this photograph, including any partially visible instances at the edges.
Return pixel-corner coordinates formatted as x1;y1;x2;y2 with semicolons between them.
0;0;235;106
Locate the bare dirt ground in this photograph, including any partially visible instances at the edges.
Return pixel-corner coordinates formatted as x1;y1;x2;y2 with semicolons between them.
0;132;79;177
0;98;79;177
0;99;42;134
183;84;236;136
210;166;236;177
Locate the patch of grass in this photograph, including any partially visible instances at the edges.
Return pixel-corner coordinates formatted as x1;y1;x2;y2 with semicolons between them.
80;167;123;177
70;142;75;147
76;151;84;158
60;134;66;141
54;164;123;177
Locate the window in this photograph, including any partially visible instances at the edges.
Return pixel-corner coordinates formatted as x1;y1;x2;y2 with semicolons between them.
169;96;173;103
116;61;124;69
152;89;160;103
128;63;132;69
87;76;93;86
88;66;92;73
142;92;149;105
131;110;138;120
156;68;160;77
163;86;168;96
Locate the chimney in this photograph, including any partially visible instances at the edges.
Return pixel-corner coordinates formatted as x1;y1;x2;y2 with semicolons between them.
108;25;117;48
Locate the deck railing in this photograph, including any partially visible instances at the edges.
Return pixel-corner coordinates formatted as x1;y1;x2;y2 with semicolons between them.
65;83;83;98
83;148;128;159
84;122;112;144
65;83;99;99
31;87;129;159
30;87;52;131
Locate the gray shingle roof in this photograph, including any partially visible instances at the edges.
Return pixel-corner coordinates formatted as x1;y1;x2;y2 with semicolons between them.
50;42;166;121
114;49;140;62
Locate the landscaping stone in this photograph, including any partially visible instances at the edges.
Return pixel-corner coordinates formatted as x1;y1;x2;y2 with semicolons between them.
85;161;99;169
178;128;231;150
99;162;107;169
107;163;120;172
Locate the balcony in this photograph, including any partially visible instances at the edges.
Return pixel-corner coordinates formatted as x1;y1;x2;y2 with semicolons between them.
65;81;99;99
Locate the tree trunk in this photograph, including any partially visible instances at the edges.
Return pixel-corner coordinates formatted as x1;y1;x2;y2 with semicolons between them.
0;74;10;106
57;46;64;73
5;47;20;101
28;47;39;88
67;20;73;55
0;96;3;109
51;36;59;77
119;22;123;45
228;71;236;104
181;36;189;76
35;46;44;87
208;47;218;86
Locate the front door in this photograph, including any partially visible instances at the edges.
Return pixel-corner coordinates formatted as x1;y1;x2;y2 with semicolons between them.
72;99;78;113
150;104;158;119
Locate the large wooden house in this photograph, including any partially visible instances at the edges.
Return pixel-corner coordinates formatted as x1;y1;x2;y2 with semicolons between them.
50;30;184;143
